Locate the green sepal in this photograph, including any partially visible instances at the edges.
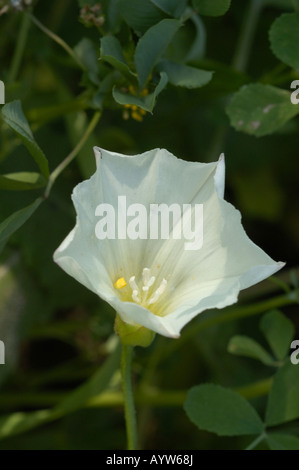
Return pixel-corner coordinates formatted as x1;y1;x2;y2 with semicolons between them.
114;314;155;348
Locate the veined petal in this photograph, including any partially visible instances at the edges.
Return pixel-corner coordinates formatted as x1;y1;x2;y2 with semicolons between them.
54;147;284;340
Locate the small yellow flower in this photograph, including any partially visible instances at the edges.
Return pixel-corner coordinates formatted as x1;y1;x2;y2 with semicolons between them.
122;87;149;122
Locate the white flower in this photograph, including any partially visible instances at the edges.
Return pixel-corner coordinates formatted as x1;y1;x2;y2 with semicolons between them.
53;148;284;339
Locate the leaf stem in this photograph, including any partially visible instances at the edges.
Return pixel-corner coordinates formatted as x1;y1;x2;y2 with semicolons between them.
27;12;83;69
8;12;31;82
44;111;101;198
245;432;266;450
121;345;137;450
232;0;263;73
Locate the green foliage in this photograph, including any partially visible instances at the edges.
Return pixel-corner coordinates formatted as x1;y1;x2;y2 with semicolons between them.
100;36;137;83
2;101;49;178
0;198;42;254
228;335;276;366
112;72;168;111
117;0;169;33
157;60;213;88
184;384;264;436
134;19;181;88
192;0;231;17
266;361;299;426
73;38;100;85
260;310;295;360
266;433;299;450
0;0;298;451
226;84;299;136
228;310;295;367
269;13;299;70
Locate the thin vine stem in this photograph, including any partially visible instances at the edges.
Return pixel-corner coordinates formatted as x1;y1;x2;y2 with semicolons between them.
44;111;101;198
121;345;137;450
8;12;31;82
27;12;83;69
245;432;267;450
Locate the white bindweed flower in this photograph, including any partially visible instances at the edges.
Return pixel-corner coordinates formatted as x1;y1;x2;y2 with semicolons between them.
54;148;284;341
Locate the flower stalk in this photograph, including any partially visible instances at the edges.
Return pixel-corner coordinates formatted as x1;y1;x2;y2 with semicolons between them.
121;345;138;450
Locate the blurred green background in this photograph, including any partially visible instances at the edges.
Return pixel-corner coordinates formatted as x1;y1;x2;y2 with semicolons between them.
0;0;298;450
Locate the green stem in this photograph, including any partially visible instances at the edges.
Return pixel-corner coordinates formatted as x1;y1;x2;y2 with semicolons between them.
245;432;266;450
232;0;263;73
0;376;273;410
8;13;31;82
27;12;83;69
44;111;101;198
121;345;137;450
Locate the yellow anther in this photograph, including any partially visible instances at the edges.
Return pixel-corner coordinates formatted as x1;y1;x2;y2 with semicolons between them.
132;111;143;122
114;277;127;289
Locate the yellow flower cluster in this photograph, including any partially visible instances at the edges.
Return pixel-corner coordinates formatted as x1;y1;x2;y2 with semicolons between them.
123;86;148;122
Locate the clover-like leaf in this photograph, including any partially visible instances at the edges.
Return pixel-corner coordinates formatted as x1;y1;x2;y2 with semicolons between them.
266;433;299;450
260;310;295;361
226;84;299;136
184;384;264;436
269;13;299;70
228;335;276;366
266;361;299;426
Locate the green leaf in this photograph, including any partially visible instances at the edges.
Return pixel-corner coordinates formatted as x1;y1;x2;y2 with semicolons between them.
117;0;168;33
226;84;299;136
113;71;168;112
192;0;231;16
269;13;299;70
158;59;213;88
0;198;42;254
73;38;100;85
0;172;46;191
228;335;276;366
54;341;121;414
184;384;264;436
2;101;49;178
100;36;137;82
260;310;295;361
135;19;181;88
266;361;299;426
185;12;206;62
150;0;187;16
267;433;299;450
